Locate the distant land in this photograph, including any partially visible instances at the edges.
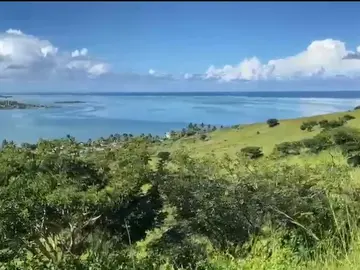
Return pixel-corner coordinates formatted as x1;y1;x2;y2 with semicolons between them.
54;101;86;104
0;100;54;110
2;91;360;99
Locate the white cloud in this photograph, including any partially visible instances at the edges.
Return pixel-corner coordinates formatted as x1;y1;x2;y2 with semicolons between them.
4;28;360;90
0;29;109;80
71;48;88;57
148;68;172;79
204;39;360;82
6;29;23;35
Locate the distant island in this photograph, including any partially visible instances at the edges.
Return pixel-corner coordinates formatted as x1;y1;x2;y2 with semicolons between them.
0;95;13;98
0;100;54;110
54;100;86;104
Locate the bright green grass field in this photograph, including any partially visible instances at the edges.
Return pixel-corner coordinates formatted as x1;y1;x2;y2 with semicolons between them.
160;109;360;158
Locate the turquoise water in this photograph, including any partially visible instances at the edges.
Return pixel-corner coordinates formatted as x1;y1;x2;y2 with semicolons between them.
3;92;360;143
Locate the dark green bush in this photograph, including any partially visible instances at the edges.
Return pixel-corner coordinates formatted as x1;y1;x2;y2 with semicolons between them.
240;146;264;159
200;134;207;140
274;141;302;156
354;105;360;110
157;151;171;161
267;118;279;128
318;119;329;128
347;154;360;167
320;119;346;130
300;133;333;154
342;114;356;121
330;127;360;146
300;120;318;131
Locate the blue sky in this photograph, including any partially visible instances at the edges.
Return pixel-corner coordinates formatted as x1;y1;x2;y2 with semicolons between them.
1;2;360;92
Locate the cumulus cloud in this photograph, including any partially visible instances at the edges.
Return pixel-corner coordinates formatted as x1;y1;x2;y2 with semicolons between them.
0;29;109;80
71;48;88;58
4;28;360;91
204;39;360;82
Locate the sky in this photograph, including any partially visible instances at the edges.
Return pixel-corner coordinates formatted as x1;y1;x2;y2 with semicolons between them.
1;2;360;92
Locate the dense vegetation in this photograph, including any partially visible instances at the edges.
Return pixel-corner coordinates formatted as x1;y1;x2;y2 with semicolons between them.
3;110;360;269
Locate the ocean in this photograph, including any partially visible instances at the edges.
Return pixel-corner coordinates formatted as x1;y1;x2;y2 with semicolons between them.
3;91;360;143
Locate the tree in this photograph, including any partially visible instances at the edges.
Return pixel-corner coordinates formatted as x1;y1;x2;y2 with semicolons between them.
267;118;279;128
1;139;8;148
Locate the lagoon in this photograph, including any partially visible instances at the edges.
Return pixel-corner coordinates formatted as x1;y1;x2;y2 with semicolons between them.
3;91;360;143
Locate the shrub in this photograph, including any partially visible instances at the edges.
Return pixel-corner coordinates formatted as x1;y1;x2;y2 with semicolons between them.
200;134;207;141
274;141;302;156
157;151;171;161
267;118;279;128
240;146;263;159
300;120;318;132
330;127;360;146
320;119;346;130
186;130;197;137
318;119;329;128
342;114;356;121
354;105;360;110
347;154;360;167
300;133;333;153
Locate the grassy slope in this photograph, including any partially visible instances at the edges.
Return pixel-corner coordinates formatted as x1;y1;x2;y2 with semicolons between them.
162;109;360;157
161;109;360;269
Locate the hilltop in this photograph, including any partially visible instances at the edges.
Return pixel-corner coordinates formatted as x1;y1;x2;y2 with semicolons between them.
161;108;360;157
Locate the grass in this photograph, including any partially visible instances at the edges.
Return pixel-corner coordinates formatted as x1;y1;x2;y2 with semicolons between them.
158;109;360;158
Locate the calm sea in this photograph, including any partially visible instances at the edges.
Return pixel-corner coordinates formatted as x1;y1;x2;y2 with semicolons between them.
2;91;360;143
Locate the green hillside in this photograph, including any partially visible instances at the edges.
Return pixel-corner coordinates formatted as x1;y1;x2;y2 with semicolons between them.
3;108;360;269
163;109;360;157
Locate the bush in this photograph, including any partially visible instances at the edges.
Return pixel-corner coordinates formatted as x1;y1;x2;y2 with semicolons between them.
320;119;346;130
300;120;318;131
342;114;356;121
157;151;171;161
200;134;207;141
274;141;302;156
240;146;264;159
318;119;329;128
354;105;360;110
347;154;360;167
267;118;279;128
330;127;360;146
300;133;333;154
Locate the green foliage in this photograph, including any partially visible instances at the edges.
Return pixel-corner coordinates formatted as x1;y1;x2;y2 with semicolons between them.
318;119;329;128
157;151;171;161
267;118;280;128
300;133;333;154
240;146;264;159
300;120;318;132
342;114;356;121
200;134;207;141
274;141;302;156
320;119;346;130
1;129;360;269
